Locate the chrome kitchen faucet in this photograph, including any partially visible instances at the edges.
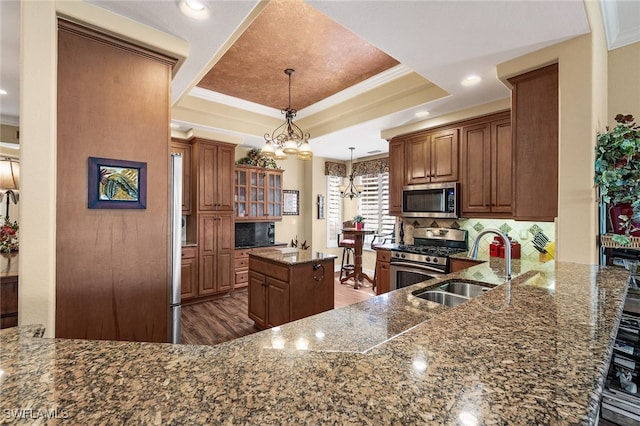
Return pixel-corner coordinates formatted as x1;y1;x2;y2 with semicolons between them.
468;228;512;280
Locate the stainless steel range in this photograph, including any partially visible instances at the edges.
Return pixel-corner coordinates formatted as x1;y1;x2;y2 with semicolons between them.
390;227;467;290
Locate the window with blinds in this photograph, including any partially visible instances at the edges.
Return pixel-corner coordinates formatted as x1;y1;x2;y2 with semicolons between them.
358;172;395;249
326;175;342;248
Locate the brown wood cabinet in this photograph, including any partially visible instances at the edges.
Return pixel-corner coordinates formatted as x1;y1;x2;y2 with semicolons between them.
198;212;234;296
405;128;459;185
248;255;335;329
449;257;485;273
388;139;405;216
56;21;176;343
193;139;235;212
170;139;192;215
461;112;512;217
180;246;198;301
374;249;391;295
508;63;558;221
234;165;283;221
234;248;251;289
1;274;18;329
235;244;288;289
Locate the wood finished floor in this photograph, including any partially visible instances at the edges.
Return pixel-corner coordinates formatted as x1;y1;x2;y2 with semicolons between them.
181;272;375;346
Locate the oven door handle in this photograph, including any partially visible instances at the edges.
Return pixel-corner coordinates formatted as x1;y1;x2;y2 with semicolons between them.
390;261;446;275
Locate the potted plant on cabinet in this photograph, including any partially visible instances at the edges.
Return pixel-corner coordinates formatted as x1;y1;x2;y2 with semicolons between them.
594;114;640;246
353;215;364;230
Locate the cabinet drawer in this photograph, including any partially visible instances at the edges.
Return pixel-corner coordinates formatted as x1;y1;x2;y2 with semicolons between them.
182;246;197;259
235;249;251;259
235;257;249;269
235;270;249;284
376;249;391;263
249;257;289;282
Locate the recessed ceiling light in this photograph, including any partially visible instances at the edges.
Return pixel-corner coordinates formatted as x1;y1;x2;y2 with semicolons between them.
179;0;210;19
415;110;430;118
0;89;7;95
461;75;481;87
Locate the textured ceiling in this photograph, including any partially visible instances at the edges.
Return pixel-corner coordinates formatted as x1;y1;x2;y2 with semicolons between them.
196;0;399;111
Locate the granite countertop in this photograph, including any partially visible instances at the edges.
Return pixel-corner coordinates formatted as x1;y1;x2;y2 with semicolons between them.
249;247;338;266
0;259;630;424
235;241;288;250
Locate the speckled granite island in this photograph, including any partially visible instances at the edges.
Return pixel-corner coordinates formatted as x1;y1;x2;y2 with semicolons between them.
248;248;338;329
0;259;631;424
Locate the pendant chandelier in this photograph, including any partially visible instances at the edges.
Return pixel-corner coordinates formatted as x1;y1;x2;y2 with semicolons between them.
261;69;313;161
340;147;363;199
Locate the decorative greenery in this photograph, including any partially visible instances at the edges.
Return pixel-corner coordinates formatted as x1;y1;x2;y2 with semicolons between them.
595;114;640;245
236;148;282;170
0;218;18;253
352;215;364;223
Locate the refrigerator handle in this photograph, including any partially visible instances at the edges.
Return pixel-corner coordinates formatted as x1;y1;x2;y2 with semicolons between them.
170;153;183;344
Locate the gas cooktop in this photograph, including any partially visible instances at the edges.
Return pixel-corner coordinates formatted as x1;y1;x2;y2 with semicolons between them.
394;245;466;257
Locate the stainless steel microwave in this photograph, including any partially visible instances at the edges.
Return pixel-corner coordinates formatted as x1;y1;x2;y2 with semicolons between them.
402;182;459;218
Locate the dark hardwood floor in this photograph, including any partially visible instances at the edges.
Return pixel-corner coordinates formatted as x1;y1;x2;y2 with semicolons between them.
181;272;375;346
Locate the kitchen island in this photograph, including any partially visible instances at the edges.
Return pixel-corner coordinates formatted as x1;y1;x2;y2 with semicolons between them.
0;259;631;424
248;247;337;329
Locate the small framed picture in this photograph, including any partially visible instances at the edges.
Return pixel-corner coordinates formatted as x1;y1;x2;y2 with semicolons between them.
88;157;147;209
283;190;299;215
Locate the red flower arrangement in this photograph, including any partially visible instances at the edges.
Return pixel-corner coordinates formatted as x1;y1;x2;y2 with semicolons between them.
0;218;19;253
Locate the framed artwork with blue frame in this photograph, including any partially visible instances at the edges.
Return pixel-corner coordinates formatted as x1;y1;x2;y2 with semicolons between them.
88;157;147;209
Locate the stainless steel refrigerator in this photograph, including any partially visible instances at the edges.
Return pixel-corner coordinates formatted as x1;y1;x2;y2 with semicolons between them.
170;153;183;343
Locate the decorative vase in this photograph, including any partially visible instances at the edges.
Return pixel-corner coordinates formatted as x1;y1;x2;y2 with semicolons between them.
355;222;363;230
609;203;640;237
0;250;18;259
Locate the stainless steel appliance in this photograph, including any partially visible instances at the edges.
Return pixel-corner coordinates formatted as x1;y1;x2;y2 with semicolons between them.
390;227;467;290
402;182;459;218
170;153;183;344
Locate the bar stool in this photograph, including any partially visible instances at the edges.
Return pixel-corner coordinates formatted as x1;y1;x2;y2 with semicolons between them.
338;221;356;283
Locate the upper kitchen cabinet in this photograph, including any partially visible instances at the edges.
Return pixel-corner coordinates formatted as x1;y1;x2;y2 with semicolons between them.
170;139;192;215
235;165;283;221
508;63;558;221
405;128;459;185
461;112;512;217
193;139;235;212
388;139;405;216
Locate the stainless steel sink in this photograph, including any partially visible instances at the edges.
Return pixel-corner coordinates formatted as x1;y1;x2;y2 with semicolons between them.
413;280;496;307
438;282;492;298
414;290;470;307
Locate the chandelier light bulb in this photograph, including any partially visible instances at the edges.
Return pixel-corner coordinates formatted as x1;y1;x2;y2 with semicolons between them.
274;147;287;160
283;139;299;155
261;141;275;157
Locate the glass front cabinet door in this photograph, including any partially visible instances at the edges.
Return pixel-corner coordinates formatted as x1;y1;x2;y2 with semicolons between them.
235;165;283;221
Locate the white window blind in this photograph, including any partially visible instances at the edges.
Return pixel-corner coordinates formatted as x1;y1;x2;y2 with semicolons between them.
358;172;395;249
326;175;342;248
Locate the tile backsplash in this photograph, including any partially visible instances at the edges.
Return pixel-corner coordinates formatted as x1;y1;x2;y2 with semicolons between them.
399;217;556;262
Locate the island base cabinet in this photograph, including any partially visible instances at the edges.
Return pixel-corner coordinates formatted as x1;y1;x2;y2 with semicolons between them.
248;271;268;328
248;256;334;330
249;271;290;329
266;277;289;328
